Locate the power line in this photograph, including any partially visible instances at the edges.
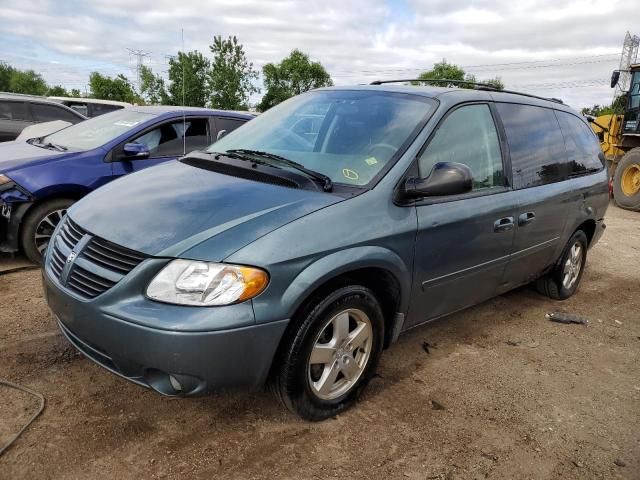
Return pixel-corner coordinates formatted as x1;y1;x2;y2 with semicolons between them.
126;48;150;91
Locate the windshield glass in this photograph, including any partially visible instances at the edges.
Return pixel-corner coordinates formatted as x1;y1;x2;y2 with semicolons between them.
42;109;155;151
209;90;435;186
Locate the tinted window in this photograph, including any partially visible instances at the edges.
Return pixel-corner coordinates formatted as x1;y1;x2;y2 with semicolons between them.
87;104;123;117
496;103;567;189
215;117;246;137
132;118;209;157
555;111;603;175
32;103;82;124
0;101;30;121
418;104;504;191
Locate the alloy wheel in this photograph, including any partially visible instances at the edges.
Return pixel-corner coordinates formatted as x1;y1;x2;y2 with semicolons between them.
307;308;373;401
562;241;583;289
34;209;66;255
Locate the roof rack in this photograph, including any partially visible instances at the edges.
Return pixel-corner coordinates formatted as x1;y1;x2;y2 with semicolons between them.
368;79;564;104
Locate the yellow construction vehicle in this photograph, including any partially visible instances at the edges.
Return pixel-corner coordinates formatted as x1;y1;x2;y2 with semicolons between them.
588;63;640;210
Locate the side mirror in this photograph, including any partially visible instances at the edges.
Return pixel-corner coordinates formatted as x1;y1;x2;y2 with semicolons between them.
216;129;228;141
404;162;473;198
610;70;620;89
123;142;150;159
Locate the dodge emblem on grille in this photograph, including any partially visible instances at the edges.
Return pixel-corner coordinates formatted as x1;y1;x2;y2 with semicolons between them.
66;251;77;264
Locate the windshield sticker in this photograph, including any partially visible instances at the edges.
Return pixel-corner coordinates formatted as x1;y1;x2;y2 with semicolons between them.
342;168;359;181
113;121;140;127
365;156;378;166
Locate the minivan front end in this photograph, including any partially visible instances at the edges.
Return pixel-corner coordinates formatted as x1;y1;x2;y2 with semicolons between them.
43;215;289;395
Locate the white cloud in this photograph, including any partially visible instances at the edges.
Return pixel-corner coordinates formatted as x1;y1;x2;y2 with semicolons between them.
0;0;636;109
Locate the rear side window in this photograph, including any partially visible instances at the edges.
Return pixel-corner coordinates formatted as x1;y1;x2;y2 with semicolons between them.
555;111;603;175
216;117;246;136
0;101;30;121
32;103;82;124
418;104;504;191
496;103;567;189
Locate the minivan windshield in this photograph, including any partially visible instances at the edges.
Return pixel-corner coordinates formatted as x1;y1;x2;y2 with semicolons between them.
209;90;435;186
40;109;155;151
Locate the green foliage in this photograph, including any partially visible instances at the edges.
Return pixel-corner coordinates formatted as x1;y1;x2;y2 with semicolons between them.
581;95;626;116
207;35;258;110
47;85;69;97
257;49;333;111
70;89;82;98
89;72;140;103
8;69;49;95
0;62;15;91
167;51;210;107
140;65;168;105
414;61;504;90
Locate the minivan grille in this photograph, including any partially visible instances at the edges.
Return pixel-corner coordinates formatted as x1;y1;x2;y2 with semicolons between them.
47;217;146;300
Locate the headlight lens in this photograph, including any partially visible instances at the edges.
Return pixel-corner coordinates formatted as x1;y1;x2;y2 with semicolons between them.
146;260;269;306
0;174;11;186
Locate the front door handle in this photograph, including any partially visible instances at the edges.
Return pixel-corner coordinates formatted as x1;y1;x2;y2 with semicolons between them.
518;212;536;226
494;217;514;233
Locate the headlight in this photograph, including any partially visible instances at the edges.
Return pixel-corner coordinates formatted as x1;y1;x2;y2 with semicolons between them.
0;174;11;186
146;260;269;306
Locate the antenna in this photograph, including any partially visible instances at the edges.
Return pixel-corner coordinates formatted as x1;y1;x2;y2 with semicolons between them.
182;29;186;156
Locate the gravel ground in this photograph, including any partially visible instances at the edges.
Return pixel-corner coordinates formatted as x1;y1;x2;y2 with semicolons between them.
0;204;638;479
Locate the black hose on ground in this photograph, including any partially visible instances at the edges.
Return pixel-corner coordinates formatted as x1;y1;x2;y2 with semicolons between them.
0;379;46;456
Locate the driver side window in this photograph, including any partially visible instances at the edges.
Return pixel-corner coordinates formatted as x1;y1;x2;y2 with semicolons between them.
418;104;504;191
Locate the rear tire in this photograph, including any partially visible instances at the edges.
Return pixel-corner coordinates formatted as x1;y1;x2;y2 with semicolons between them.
536;230;588;300
272;285;384;421
612;148;640;211
20;198;74;264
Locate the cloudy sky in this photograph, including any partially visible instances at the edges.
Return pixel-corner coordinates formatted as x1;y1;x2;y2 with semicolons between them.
0;0;637;109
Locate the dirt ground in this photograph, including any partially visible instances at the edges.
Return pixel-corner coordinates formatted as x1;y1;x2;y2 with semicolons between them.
1;203;638;480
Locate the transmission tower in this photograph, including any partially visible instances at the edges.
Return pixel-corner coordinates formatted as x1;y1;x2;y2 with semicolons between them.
127;48;150;91
614;31;639;99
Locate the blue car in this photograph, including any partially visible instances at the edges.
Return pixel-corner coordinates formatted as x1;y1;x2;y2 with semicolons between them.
0;106;254;262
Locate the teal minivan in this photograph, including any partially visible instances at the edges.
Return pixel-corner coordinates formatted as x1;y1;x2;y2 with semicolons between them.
44;84;608;420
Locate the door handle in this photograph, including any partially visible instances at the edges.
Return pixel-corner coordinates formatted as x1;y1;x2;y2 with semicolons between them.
494;217;514;233
518;212;536;226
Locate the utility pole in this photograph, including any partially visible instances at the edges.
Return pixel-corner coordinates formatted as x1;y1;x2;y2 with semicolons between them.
126;48;150;91
614;31;640;101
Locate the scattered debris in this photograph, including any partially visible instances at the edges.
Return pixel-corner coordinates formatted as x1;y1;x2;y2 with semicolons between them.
422;341;437;354
546;312;589;325
506;340;521;346
572;460;584;468
614;320;623;326
431;400;446;411
614;458;626;467
0;379;46;456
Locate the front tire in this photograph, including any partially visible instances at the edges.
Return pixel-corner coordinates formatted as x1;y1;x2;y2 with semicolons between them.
272;285;384;421
613;148;640;211
536;230;588;300
20;198;74;264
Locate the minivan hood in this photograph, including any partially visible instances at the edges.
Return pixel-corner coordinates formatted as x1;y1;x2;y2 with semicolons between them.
0;140;69;172
69;160;343;260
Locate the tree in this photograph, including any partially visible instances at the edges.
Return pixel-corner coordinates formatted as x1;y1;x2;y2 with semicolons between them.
581;95;626;116
9;69;48;95
47;85;69;97
414;60;504;90
207;35;258;110
89;72;140;103
257;49;332;111
70;89;82;98
140;65;168;105
0;62;15;91
167;51;210;107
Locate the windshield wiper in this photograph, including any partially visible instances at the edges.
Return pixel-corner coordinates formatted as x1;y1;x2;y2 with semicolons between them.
30;139;68;152
226;149;333;192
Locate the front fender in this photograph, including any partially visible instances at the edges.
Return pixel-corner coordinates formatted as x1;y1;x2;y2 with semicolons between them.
252;245;412;324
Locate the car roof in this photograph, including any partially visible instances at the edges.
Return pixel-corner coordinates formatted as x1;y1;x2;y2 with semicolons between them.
316;85;577;113
0;92;76;106
48;96;133;107
126;105;256;119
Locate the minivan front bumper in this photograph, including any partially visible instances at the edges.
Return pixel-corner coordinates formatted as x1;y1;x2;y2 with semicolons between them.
43;268;289;396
